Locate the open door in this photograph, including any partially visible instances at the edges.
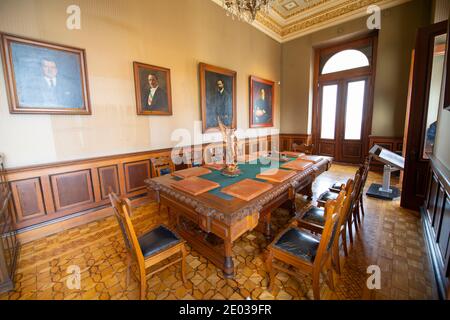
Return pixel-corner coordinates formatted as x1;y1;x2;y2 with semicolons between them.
401;21;448;210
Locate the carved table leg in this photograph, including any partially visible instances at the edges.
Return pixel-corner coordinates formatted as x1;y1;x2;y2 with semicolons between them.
306;183;313;200
264;212;272;241
223;239;235;279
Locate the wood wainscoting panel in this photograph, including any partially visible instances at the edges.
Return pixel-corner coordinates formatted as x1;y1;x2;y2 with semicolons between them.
51;170;94;211
98;166;120;199
440;197;450;276
422;155;450;299
10;178;46;223
368;136;404;171
318;141;335;156
4;135;274;238
280;134;312;152
342;143;362;160
124;160;151;193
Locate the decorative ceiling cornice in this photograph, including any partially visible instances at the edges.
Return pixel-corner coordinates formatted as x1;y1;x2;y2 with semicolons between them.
211;0;413;43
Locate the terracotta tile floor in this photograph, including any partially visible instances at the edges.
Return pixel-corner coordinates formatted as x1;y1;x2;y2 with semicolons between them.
0;164;438;300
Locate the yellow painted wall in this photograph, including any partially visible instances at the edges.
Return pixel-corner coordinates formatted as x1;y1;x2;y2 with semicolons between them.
0;0;281;168
280;0;431;137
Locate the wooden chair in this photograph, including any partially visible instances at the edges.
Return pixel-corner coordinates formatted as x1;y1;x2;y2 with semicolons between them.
296;176;360;274
108;192;187;300
292;143;314;155
150;156;175;177
266;191;346;300
316;181;352;208
150;156;176;212
351;157;371;229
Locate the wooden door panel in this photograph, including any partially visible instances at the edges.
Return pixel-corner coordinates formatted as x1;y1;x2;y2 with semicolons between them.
401;21;448;210
427;174;439;223
318;142;335;156
341;142;362;163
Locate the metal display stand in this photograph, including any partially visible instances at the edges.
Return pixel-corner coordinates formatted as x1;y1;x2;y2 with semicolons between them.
366;145;404;200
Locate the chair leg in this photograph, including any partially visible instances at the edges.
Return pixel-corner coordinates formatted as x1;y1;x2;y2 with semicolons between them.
341;227;348;257
266;251;275;293
327;267;335;291
181;244;187;285
360;195;365;217
356;202;362;225
353;206;360;231
126;253;132;288
139;270;147;300
333;242;341;276
347;219;353;244
312;270;321;300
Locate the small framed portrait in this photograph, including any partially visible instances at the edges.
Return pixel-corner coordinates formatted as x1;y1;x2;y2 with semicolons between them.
199;63;236;133
249;76;275;128
1;33;91;115
133;62;172;116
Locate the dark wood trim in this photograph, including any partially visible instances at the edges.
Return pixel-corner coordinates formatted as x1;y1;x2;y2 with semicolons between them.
443;19;450;111
199;62;237;133
422;154;450;299
249;75;275;128
279;134;312;153
428;154;450;196
401;21;448;211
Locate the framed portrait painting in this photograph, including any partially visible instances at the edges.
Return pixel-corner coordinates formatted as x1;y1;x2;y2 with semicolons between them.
1;33;91;115
199;63;236;133
249;76;274;128
133;62;172;116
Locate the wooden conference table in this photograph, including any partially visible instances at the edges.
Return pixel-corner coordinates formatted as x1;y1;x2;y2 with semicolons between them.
145;156;332;278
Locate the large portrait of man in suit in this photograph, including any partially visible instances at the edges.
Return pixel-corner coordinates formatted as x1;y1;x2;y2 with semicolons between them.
134;62;172;116
200;63;236;133
249;76;275;128
2;34;91;115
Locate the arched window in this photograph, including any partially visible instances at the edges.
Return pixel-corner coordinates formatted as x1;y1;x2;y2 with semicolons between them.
321;49;370;74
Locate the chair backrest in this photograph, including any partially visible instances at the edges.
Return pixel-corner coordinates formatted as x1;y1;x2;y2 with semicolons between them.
187;148;204;168
335;177;359;239
355;158;370;200
108;192;145;269
314;190;346;268
150;156;175;177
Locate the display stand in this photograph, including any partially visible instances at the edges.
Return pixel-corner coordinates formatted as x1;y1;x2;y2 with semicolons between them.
366;145;405;200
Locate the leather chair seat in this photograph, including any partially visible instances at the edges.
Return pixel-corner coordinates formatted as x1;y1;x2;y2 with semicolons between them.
138;225;181;258
301;206;325;226
159;167;172;176
318;191;338;202
273;227;320;263
329;182;344;193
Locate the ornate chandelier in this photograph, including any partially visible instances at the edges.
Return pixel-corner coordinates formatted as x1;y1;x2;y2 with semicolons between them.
222;0;274;22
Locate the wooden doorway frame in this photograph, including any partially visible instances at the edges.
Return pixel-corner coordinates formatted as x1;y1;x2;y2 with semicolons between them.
311;31;378;163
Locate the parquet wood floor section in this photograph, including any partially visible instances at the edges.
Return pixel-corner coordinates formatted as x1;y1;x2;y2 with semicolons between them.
0;164;438;300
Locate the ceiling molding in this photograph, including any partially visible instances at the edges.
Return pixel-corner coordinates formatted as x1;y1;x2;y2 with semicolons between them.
210;0;413;43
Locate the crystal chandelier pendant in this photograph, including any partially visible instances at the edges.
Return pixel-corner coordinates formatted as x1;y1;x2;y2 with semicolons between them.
222;0;274;23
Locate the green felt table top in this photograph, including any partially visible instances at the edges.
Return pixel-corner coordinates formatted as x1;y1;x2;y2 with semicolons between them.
199;157;297;200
